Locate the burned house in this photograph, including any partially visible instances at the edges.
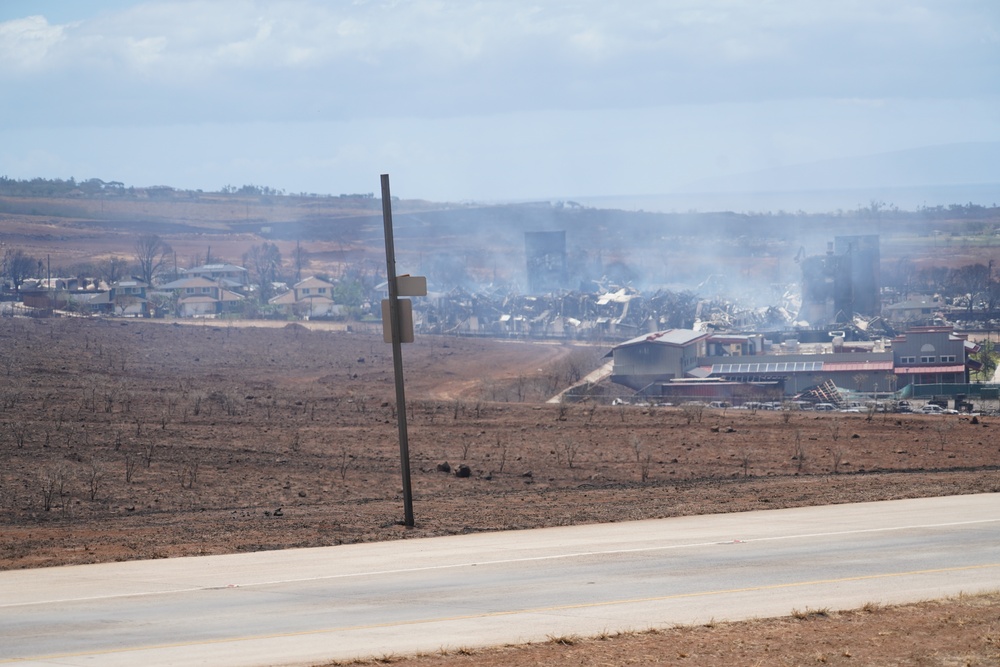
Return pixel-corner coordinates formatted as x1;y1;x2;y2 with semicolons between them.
883;296;947;325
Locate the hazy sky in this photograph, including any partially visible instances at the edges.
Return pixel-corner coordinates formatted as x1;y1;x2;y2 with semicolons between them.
1;1;998;203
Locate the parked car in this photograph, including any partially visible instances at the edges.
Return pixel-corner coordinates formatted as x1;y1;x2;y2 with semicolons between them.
813;403;836;411
919;404;945;414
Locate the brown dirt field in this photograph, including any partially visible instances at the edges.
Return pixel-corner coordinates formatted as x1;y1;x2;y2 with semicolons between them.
340;592;1000;667
1;316;998;665
0;193;439;279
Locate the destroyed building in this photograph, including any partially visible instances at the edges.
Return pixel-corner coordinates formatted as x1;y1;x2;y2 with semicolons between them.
524;231;567;293
798;234;880;325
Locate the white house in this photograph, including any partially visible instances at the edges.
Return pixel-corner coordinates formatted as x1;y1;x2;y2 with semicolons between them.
269;276;342;318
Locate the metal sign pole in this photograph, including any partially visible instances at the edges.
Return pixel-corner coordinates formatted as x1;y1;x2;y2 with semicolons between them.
380;174;415;527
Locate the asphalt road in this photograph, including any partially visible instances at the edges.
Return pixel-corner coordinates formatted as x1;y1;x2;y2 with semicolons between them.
2;493;998;667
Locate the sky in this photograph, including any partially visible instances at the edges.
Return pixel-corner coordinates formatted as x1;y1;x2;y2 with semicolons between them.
0;1;998;207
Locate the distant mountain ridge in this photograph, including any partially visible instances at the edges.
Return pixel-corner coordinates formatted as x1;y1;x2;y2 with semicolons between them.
684;142;1000;194
570;142;1000;213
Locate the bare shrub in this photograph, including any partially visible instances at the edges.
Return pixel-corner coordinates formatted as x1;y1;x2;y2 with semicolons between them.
793;430;806;472
180;459;199;489
1;355;17;377
337;446;354;481
142;441;155;468
935;420;952;451
640;452;652;483
208;390;241;416
681;402;704;425
831;447;846;473
224;394;242;416
630;435;643;462
494;435;508;473
118;389;133;414
562;441;579;469
514;374;527;402
39;466;66;512
124;451;139;484
8;421;28;448
102;386;119;413
0;389;20;410
478;378;500;402
86;462;104;501
740;447;754;477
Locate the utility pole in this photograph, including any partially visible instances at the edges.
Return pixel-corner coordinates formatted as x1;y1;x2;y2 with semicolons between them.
380;174;426;528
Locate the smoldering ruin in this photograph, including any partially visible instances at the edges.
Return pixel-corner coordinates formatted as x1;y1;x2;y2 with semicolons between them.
409;210;895;345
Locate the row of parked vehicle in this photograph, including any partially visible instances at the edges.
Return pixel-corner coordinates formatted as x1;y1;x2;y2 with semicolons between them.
702;399;964;414
713;400;846;412
896;400;962;414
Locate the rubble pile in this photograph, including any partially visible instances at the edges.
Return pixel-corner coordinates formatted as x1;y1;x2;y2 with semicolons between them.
415;282;803;342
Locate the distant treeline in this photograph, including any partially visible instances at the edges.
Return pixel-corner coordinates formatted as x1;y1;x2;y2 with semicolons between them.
914;202;1000;220
0;176;126;197
0;176;995;221
0;176;376;200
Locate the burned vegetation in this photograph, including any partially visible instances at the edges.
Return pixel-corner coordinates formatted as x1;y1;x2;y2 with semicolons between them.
1;317;998;570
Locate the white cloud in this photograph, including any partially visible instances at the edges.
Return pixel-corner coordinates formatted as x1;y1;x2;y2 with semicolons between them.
125;34;166;69
0;1;996;202
3;1;996;109
0;15;67;71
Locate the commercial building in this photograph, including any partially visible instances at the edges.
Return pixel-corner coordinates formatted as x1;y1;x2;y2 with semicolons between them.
607;325;979;402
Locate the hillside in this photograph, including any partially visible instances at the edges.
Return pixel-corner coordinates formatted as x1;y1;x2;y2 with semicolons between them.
2;184;999;296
